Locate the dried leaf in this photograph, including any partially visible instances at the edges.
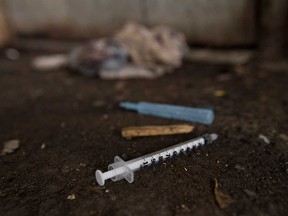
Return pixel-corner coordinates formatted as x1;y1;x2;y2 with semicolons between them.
214;178;234;209
1;139;20;155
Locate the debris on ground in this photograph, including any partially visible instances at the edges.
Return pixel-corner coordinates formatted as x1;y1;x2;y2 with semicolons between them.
32;54;68;71
234;164;245;171
5;48;20;61
61;165;73;173
243;189;257;198
121;124;194;138
113;23;187;78
69;39;129;77
258;134;270;144
79;163;87;168
120;101;214;125
185;49;253;64
214;178;234;209
279;134;288;142
99;65;156;79
1;139;20;155
31;23;187;79
41;143;46;149
67;194;76;200
214;90;226;97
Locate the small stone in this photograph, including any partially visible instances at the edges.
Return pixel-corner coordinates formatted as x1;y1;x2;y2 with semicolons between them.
79;163;86;167
5;48;20;60
235;164;245;171
41;143;46;149
184;167;188;171
61;165;72;173
1;139;20;155
216;160;220;164
243;189;257;198
279;134;288;142
105;189;109;193
67;194;76;200
102;114;109;120
214;90;226;97
110;195;116;201
181;204;189;209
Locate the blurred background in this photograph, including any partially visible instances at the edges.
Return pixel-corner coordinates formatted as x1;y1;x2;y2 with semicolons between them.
1;1;288;216
0;0;287;60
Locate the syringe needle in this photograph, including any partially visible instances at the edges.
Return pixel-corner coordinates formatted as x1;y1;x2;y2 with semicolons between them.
95;133;218;186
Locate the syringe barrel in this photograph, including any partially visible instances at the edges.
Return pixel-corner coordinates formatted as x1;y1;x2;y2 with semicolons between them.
96;134;217;186
126;136;206;170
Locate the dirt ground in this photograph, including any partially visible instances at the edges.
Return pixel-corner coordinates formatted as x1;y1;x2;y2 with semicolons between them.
0;51;288;216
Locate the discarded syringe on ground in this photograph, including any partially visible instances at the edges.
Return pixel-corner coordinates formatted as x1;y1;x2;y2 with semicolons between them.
95;133;218;186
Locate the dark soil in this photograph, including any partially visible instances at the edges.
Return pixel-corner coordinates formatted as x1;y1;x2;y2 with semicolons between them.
0;52;288;216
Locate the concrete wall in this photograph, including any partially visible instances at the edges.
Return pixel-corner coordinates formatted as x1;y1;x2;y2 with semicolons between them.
2;0;256;46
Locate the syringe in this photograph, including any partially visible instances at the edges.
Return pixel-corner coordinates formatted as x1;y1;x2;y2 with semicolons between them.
95;133;217;186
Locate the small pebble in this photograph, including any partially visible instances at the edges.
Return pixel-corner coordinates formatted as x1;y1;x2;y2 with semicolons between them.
110;195;116;201
61;165;72;173
80;163;86;167
279;134;288;142
1;139;20;155
105;189;109;193
102;114;109;120
61;122;66;128
67;194;76;200
243;189;257;198
184;167;188;171
41;143;46;149
5;48;20;60
235;164;245;171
